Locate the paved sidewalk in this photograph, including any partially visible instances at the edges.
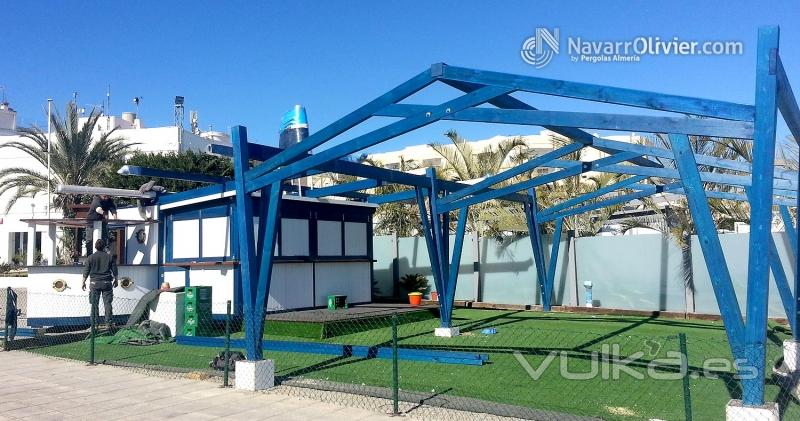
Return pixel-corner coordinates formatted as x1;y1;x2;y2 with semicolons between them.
0;351;394;421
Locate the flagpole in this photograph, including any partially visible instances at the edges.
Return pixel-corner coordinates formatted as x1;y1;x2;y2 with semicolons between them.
47;98;52;219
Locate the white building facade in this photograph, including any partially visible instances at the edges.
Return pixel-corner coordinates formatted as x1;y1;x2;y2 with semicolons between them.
0;102;232;265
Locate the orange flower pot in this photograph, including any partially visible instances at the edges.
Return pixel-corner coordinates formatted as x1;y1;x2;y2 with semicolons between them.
430;291;438;301
408;292;423;306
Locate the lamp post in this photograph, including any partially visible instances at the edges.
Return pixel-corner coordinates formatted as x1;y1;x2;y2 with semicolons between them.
46;98;52;219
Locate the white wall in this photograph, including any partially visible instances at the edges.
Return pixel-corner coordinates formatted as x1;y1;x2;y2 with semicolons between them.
5;265;158;321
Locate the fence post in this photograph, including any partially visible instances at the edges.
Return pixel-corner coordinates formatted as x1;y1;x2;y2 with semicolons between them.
3;289;9;351
223;300;232;387
391;314;399;415
679;333;693;421
89;296;97;365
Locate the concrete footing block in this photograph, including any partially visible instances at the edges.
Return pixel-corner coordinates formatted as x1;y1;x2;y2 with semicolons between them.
234;359;275;391
725;399;779;421
434;327;460;337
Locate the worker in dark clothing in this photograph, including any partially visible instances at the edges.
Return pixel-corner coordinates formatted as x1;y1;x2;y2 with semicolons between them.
82;239;118;327
85;194;117;255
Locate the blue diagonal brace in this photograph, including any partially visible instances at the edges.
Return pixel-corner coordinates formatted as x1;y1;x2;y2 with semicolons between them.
546;217;565;309
415;187;444;299
669;133;745;353
525;188;550;310
441;207;468;328
779;205;798;256
251;182;282;360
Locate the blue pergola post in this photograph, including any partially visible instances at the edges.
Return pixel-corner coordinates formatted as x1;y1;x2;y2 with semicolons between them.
741;26;780;406
525;188;551;310
231;126;261;360
780;204;800;340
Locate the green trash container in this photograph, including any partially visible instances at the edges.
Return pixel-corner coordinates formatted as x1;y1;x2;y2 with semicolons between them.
327;295;347;310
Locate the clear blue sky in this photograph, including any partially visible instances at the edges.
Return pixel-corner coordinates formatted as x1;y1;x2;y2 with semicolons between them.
4;1;799;153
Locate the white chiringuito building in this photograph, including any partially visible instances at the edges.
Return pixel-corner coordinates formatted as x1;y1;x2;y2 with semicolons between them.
0;100;232;265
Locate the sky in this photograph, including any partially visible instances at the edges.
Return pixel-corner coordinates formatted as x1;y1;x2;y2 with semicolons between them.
3;1;800;154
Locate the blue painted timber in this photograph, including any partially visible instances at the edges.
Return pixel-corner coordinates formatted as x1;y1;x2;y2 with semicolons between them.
245;85;514;193
306;178;381;198
118;165;230;184
250;69;436;181
779;205;798;256
439;64;755;121
416;187;444;299
438;142;585;205
776;56;800;141
546;217;564;311
440;151;642;213
175;336;488;366
441;206;468;327
441;78;661;168
376;105;754;138
231;126;262;360
669;134;745;354
741;26;781;406
525;188;550;310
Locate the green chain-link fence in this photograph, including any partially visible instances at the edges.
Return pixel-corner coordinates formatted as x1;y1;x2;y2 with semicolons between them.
3;289;798;420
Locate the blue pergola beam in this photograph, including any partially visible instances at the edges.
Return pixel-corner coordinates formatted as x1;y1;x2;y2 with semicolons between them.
590;136;796;182
245;85;515;193
441;78;662;168
305;179;381;198
439;151;644;213
540;176;648;217
209;143;529;204
249;69;436;180
525;188;550;310
440;65;755;121
439;142;585;205
117;165;231;184
538;183;682;223
669;133;745;354
741;26;781;406
547;160;797;191
376;105;754;139
368;190;416;204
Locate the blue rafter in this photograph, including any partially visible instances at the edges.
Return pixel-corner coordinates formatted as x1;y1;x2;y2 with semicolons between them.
440;65;755;121
376;105;754;138
245;85;515;192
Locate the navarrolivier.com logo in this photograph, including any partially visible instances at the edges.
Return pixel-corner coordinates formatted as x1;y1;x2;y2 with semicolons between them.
520;27;560;69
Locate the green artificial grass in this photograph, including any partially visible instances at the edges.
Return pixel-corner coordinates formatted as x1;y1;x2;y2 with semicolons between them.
29;308;798;421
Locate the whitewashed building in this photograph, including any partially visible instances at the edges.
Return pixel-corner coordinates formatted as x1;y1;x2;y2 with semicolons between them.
0;102;232;265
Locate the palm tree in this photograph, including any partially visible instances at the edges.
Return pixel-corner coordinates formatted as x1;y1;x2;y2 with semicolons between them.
1;102;131;213
1;102;132;259
430;130;530;238
371;156;422;237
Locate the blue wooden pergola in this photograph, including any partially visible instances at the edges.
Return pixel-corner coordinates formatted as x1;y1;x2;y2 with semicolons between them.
219;26;798;407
